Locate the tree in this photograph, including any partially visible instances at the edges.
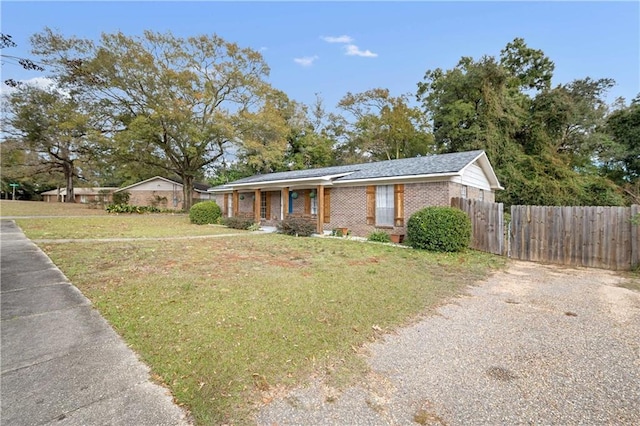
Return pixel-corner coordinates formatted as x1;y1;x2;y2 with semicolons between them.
1;33;44;87
416;38;625;207
0;138;59;200
335;88;434;163
3;84;100;202
234;92;337;175
31;29;272;210
603;95;640;202
417;55;524;167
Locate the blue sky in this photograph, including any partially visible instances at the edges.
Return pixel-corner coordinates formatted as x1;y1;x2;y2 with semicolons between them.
2;1;639;111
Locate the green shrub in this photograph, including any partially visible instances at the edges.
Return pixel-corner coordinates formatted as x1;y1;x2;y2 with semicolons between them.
407;206;471;252
368;231;391;243
189;201;221;225
112;191;130;205
223;216;257;230
277;217;316;237
106;204;178;214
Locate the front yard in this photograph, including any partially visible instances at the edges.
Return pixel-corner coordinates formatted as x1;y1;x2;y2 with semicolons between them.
16;214;505;424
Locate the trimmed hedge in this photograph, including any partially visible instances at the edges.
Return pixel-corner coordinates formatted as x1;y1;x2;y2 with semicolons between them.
222;216;257;230
277;217;316;237
189;201;221;225
406;206;471;252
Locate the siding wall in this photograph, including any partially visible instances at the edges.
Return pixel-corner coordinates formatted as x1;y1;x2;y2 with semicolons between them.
461;163;492;190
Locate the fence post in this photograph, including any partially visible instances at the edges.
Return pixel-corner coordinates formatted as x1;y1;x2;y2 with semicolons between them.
632;205;639;270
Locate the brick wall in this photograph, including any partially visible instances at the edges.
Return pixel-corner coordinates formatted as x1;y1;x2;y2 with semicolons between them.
217;182;496;236
327;181;493;237
128;189;206;210
129;190;178;209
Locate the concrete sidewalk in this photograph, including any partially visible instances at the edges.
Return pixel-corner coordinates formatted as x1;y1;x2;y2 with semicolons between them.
1;220;190;425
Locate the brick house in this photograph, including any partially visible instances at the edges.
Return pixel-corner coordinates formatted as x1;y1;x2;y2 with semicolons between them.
114;176;212;210
41;187;117;204
210;150;502;237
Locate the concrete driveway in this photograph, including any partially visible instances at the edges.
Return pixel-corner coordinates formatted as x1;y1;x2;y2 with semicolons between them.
258;261;640;425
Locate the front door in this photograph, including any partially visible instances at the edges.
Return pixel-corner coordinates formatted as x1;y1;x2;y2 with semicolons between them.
288;191;294;214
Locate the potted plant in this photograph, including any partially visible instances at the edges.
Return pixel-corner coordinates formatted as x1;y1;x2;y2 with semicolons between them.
390;234;404;244
335;227;349;237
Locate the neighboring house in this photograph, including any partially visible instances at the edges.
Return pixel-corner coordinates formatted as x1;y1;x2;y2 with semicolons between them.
210;150;503;237
114;176;212;210
41;187;117;204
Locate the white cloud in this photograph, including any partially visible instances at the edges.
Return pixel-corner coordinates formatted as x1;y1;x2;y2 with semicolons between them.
344;44;378;58
293;55;319;67
321;35;353;44
0;76;57;96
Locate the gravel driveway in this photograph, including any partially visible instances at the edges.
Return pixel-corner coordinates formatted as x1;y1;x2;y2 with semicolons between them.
257;261;640;425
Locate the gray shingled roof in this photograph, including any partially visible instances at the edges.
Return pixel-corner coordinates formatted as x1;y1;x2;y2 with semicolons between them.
227;150;484;185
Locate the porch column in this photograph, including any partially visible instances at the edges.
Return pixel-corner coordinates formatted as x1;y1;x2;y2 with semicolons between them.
254;189;261;223
316;185;324;234
232;190;239;216
282;187;289;220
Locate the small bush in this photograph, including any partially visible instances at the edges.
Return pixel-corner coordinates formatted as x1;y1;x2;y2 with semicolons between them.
407;206;471;252
368;231;391;243
112;191;130;205
223;216;257;230
277;217;316;237
189;201;221;225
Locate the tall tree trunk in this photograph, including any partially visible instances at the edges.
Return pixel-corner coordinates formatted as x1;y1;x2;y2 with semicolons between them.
64;161;75;203
182;174;193;211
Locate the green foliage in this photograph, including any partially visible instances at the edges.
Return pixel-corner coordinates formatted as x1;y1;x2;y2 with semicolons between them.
368;231;392;243
222;216;257;230
335;88;435;163
277;217;316;237
407;207;471;252
189;201;221;225
106;204;175;214
31;28;273;211
112;191;130;205
417;37;628;207
3;84;104;202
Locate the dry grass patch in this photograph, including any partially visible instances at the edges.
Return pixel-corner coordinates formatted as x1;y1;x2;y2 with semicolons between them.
0;200;110;217
16;215;244;239
41;234;505;425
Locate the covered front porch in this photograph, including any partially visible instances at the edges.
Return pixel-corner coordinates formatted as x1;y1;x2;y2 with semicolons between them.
219;185;331;234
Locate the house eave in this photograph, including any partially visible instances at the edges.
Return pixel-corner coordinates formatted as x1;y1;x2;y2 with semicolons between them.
208;172;354;192
332;172;460;186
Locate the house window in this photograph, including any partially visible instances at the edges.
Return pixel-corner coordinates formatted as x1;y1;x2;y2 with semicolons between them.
260;193;267;219
80;195;88;204
461;185;468;199
311;195;317;215
376;185;394;226
479;189;484;201
227;195;233;216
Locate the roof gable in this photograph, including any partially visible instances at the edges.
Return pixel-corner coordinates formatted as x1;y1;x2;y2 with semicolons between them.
115;176;211;193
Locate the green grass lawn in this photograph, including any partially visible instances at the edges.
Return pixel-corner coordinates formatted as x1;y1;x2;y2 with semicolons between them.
40;233;506;425
0;200;111;217
16;215;246;239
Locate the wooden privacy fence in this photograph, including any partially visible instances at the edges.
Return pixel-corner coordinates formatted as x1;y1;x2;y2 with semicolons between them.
452;200;639;271
451;198;504;255
510;205;639;271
